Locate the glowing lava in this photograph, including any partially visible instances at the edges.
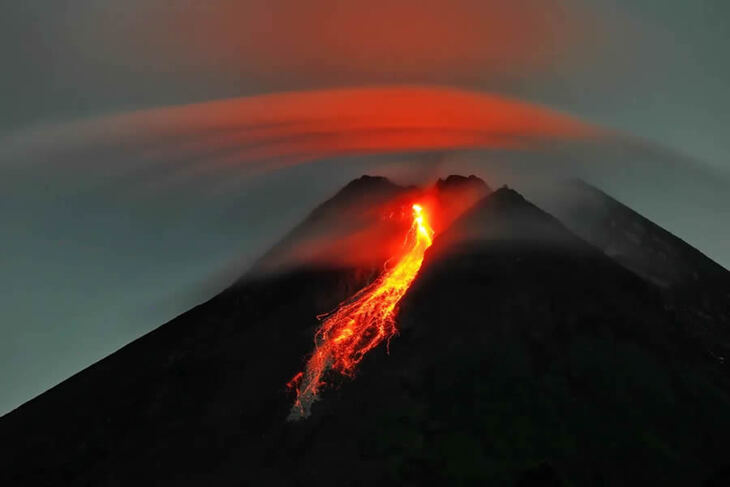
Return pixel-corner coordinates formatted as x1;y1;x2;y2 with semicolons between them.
288;203;434;420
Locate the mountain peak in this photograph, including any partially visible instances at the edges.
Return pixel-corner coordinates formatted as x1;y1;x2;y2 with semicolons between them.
435;174;490;193
433;185;583;253
491;185;526;203
251;175;409;273
337;174;398;195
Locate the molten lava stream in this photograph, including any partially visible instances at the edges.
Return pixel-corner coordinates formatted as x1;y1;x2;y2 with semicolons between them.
288;204;434;419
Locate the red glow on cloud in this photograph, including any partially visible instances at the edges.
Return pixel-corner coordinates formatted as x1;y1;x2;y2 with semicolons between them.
79;86;602;167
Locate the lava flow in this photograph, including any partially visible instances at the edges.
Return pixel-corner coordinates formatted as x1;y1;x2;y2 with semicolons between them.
288;203;434;420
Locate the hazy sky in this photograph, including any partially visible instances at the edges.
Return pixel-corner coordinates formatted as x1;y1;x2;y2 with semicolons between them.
3;0;729;169
1;0;728;415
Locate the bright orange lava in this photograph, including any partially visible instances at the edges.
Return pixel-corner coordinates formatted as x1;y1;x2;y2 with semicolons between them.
288;203;434;419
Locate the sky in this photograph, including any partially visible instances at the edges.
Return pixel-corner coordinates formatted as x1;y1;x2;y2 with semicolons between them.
1;0;729;415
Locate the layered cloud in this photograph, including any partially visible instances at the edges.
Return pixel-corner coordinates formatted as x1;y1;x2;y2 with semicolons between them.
2;86;603;177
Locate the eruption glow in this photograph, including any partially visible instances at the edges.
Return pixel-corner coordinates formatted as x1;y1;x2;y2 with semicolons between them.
288;203;434;419
2;87;603;178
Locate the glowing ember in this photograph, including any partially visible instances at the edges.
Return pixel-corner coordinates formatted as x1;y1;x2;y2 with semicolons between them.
288;203;434;420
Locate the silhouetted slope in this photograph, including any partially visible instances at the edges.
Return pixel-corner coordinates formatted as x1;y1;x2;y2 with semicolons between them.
251;175;411;273
0;267;365;486
1;179;729;486
538;179;730;364
395;187;730;484
542;179;728;287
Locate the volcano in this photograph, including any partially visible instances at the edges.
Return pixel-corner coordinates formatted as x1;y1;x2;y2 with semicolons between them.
1;175;729;486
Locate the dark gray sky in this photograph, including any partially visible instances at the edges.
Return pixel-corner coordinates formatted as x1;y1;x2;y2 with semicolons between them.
1;0;728;415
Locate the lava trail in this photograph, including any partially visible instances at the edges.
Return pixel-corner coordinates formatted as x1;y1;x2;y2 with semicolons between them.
288;203;434;419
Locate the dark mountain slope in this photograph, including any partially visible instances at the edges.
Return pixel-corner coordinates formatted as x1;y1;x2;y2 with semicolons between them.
251;175;411;273
538;179;728;288
1;180;728;486
394;188;730;484
536;179;730;363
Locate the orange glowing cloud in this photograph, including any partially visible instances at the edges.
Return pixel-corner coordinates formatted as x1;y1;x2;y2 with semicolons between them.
29;86;602;171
